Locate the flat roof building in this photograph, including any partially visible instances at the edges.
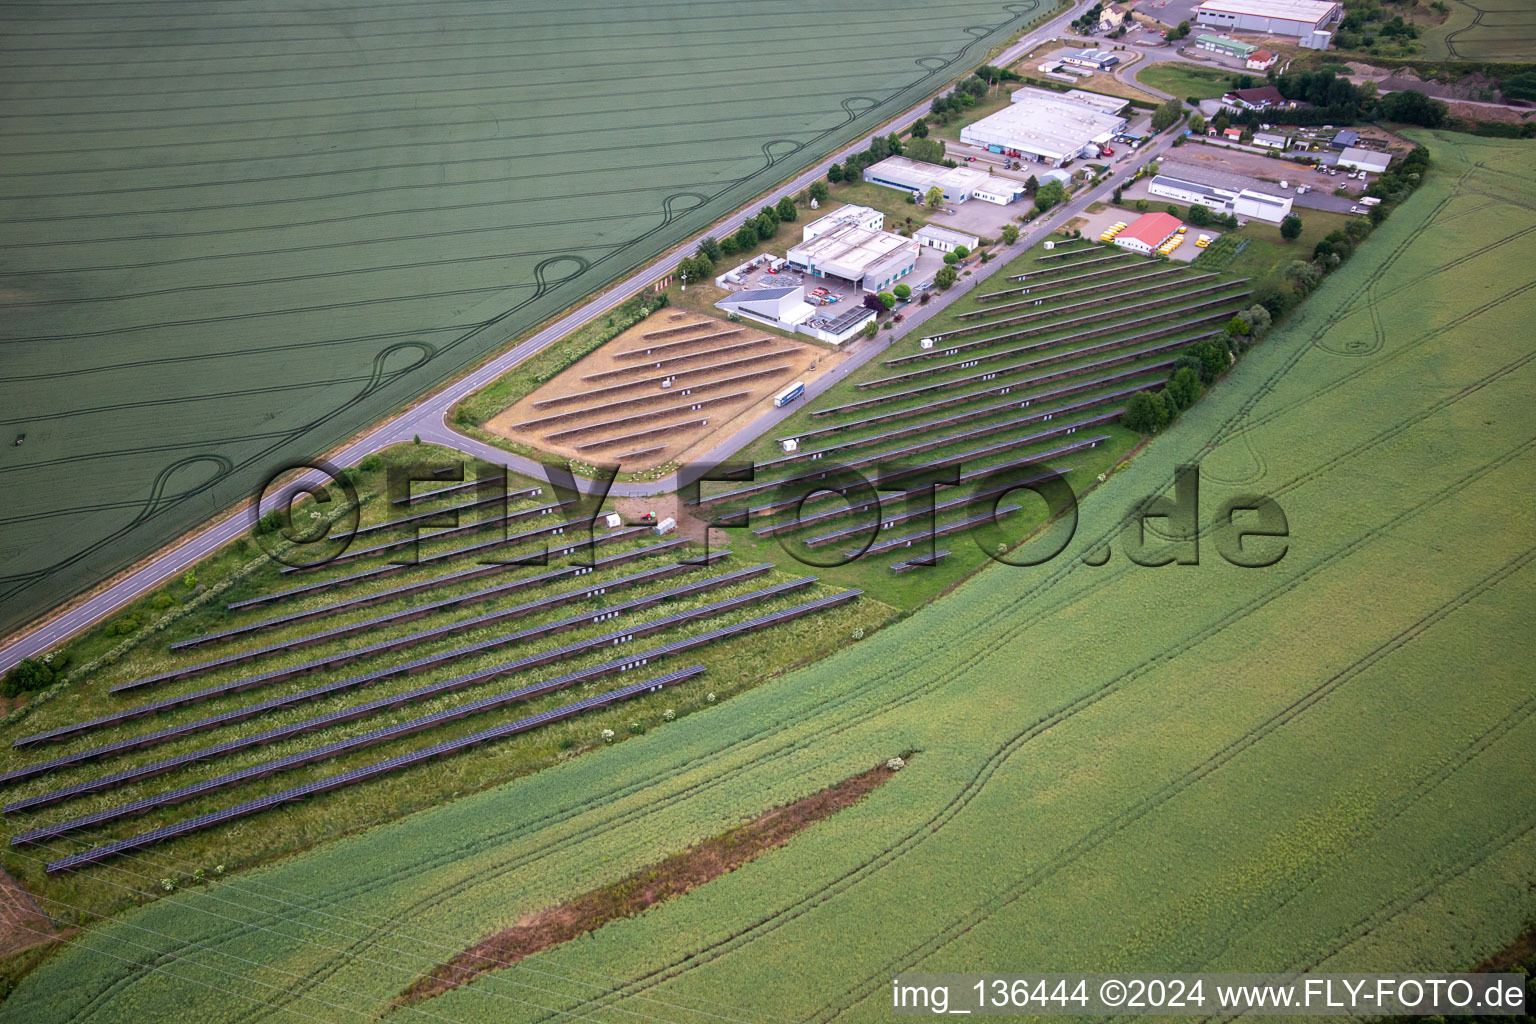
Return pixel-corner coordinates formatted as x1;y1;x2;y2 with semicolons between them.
1195;34;1257;58
786;221;920;294
913;224;981;252
801;204;884;241
1062;48;1122;69
1195;0;1340;47
1115;212;1183;254
1336;146;1390;173
1149;161;1295;222
961;88;1126;167
1062;89;1132;116
861;156;1027;206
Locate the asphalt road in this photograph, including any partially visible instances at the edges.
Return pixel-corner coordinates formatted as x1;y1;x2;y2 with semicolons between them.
1;1;1150;675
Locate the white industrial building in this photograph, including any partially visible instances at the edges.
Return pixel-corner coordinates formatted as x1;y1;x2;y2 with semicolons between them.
801;204;885;240
1147;170;1294;222
713;286;874;345
714;286;815;331
960;88;1126;167
1194;0;1341;48
861;156;1026;205
1336;146;1390;173
913;224;980;253
786;208;920;294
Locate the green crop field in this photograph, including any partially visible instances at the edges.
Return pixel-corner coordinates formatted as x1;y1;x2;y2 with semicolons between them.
9;130;1533;1023
0;0;1057;642
1424;0;1536;60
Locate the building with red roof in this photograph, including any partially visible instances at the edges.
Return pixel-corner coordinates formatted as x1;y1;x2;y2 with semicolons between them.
1114;212;1183;254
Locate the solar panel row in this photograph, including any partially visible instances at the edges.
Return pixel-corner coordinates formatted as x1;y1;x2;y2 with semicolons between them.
863;295;1250;389
977;259;1154;303
396;475;507;507
856;505;1022;558
956;271;1224;325
8;570;803;777
1009;252;1131;281
801;471;1068;547
347;485;543;541
44;588;863;873
189;539;695;650
817;334;1214;417
43;664;712;874
939;279;1247;343
782;363;1173;446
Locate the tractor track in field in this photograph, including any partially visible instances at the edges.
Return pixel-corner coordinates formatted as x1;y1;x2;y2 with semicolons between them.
47;186;1536;1023
504;429;1536;1024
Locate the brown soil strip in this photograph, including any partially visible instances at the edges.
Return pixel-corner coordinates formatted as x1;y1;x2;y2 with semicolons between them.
1474;916;1536;973
0;864;58;959
395;757;906;1007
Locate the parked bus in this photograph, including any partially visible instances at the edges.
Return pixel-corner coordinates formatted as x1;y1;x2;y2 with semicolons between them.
772;381;806;408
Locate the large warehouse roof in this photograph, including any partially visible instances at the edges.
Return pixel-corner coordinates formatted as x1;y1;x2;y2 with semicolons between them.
963;88;1124;162
788;224;913;276
1196;0;1338;22
862;156;999;195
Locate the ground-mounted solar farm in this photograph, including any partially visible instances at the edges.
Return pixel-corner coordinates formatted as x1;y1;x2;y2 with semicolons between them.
0;0;1053;643
6;131;1534;1024
485;309;843;472
699;235;1253;607
0;444;887;910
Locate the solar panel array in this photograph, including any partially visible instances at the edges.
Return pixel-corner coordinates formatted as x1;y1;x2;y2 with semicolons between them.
978;259;1153;302
933;280;1248;343
1008;251;1130;281
41;586;862;873
43;664;711;873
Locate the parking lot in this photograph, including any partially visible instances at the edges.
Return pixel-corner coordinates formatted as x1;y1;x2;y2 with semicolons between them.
1154;143;1372;214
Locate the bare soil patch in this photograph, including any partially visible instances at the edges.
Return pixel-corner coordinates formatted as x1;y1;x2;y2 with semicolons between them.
0;865;57;958
395;758;905;1007
486;310;844;472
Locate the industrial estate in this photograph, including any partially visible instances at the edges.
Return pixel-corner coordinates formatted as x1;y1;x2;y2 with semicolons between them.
0;0;1533;1020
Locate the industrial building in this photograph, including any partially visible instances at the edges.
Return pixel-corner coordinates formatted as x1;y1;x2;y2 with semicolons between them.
714;287;815;331
786;210;920;294
801;204;885;240
1195;0;1341;48
1252;131;1289;150
1329;128;1361;150
960;88;1126;167
1062;48;1121;70
1337;146;1390;173
1147;163;1295;222
1195;34;1257;59
913;224;980;253
713;286;874;345
1113;212;1183;255
861;156;1026;206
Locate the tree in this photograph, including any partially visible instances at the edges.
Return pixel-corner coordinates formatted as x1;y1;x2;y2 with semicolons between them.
861;319;879;340
1112;186;1123;204
911;117;929;138
942;251;960;265
1190;112;1206;134
827;162;843;184
1001;224;1019;245
809;180;829;203
1379;89;1447;128
1152;98;1184;132
1165;367;1201;411
1135;198;1150;213
752;213;776;241
874;291;895;310
1225;314;1250;338
924;185;944;209
1186;339;1230;384
1187;203;1213;227
1213;112;1230;135
1034;180;1068;212
1024;174;1039;194
1122;390;1169;433
904;137;946;164
1280;214;1303;241
952;245;970;259
775;196;797;222
1284;259;1323;294
1243;303;1273;339
732;224;758;251
935;266;958;290
893;283;911;299
1171;19;1191;39
699;236;723;261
